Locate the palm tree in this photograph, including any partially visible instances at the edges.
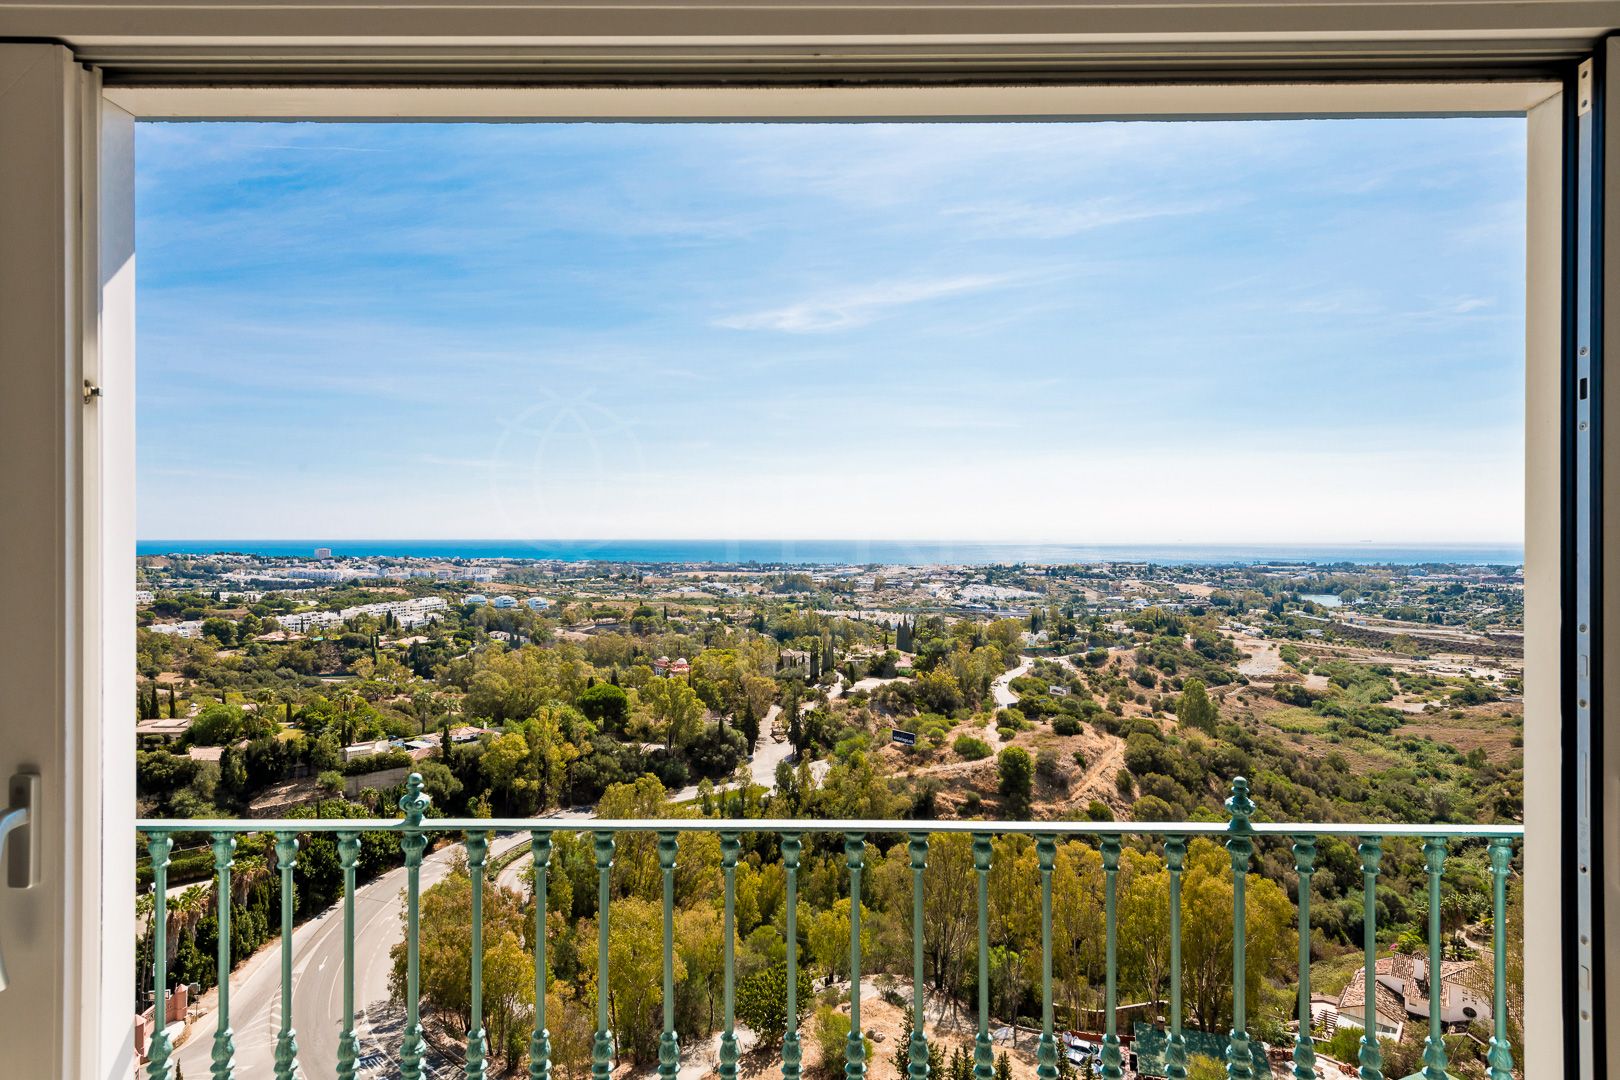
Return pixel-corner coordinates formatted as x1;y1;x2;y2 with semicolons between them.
162;884;210;965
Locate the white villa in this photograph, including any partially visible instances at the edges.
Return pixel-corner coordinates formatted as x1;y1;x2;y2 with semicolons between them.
1334;954;1492;1043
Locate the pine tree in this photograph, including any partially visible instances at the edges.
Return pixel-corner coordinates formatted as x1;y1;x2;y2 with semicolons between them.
740;699;760;753
1174;677;1219;734
994;1052;1012;1080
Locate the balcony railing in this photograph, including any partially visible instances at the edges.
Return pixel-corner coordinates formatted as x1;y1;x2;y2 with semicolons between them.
136;775;1522;1080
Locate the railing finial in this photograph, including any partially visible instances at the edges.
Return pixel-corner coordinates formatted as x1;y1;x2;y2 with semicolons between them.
1225;776;1255;831
399;772;430;825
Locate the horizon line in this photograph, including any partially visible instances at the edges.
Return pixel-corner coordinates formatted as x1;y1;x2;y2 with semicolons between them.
136;537;1525;545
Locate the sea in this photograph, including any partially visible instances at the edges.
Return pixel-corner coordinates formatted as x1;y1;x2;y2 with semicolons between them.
134;539;1525;567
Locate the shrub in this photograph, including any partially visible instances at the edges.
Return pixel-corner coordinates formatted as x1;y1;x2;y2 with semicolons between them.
340;748;414;776
997;746;1034;819
737;962;814;1050
1273;682;1314;707
1034;747;1064;786
953;735;992;760
813;1007;871;1079
1114;768;1135;796
1131;794;1176;821
1051;715;1082;736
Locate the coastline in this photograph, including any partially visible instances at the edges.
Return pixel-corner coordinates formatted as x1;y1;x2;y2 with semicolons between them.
135;537;1525;567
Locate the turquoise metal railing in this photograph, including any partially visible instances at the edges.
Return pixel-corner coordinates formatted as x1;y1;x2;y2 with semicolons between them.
137;776;1523;1080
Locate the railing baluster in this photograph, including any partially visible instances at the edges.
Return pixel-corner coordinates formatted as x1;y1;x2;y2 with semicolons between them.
273;834;300;1080
146;833;175;1080
466;830;490;1080
1165;836;1187;1080
658;832;680;1080
846;833;867;1080
1420;838;1451;1080
210;832;237;1080
908;833;930;1080
1487;839;1516;1080
1100;837;1121;1080
1358;838;1385;1080
592;831;615;1080
1225;778;1255;1080
782;834;803;1080
973;834;994;1080
1291;837;1316;1080
400;774;431;1080
1035;835;1057;1080
530;831;553;1080
336;831;361;1080
722;832;742;1080
127;808;1525;1080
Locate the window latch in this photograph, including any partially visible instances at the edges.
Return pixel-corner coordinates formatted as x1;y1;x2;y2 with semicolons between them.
0;771;40;993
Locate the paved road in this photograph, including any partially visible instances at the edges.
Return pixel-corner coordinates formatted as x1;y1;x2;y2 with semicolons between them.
176;695;838;1078
669;703;787;803
991;655;1033;709
174;823;564;1079
986;656;1034;745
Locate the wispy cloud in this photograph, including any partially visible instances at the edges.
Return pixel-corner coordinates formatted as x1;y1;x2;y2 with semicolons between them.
135;118;1528;542
942;197;1220;239
715;274;1016;333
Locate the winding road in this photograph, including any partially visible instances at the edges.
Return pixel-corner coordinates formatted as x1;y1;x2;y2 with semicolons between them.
173;820;581;1079
986;656;1034;744
174;657;907;1079
174;705;829;1080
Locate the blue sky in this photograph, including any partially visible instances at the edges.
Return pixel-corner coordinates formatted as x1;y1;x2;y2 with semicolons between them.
136;119;1525;543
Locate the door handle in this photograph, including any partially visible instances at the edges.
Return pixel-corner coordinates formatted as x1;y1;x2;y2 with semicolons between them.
0;772;39;992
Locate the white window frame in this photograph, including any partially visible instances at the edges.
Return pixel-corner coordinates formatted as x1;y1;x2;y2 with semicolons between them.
0;35;1599;1080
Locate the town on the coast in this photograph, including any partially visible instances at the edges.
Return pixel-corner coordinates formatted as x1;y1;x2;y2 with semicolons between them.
136;549;1524;1079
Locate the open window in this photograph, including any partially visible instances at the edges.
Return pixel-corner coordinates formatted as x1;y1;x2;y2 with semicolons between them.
0;26;1608;1080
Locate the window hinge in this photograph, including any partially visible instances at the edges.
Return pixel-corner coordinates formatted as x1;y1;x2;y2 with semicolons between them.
1579;59;1594;116
82;379;101;405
